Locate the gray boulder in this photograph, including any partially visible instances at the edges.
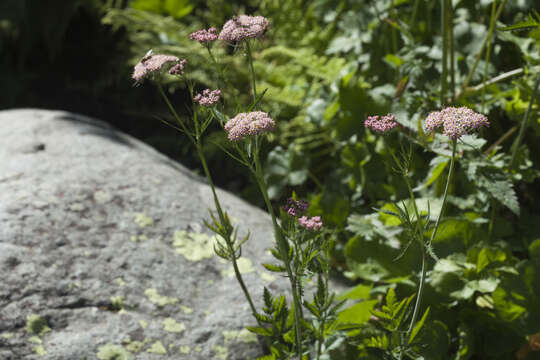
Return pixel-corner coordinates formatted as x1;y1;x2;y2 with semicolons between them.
0;109;290;360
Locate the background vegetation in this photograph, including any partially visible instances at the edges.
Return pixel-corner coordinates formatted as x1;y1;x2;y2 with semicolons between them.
2;0;540;358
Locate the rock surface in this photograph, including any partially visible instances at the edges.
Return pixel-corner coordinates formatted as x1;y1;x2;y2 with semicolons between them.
0;109;289;360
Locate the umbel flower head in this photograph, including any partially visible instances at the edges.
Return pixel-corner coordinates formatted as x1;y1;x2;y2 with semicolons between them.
132;52;184;83
425;107;489;140
194;89;221;106
364;113;398;133
189;27;218;43
218;15;270;42
224;111;275;141
298;216;323;231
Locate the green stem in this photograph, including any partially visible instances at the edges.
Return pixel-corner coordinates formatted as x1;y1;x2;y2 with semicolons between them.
510;72;540;170
406;140;456;345
481;0;498;112
253;146;304;359
245;40;258;103
448;0;455;101
441;0;448;106
459;0;506;98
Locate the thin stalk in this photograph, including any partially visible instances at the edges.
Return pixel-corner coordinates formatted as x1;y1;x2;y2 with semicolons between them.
481;0;498;112
406;140;456;344
253;148;304;358
196;140;259;322
157;84;195;145
411;0;420;28
245;40;258;103
510;72;540;169
441;0;448;106
448;0;455;101
459;0;506;97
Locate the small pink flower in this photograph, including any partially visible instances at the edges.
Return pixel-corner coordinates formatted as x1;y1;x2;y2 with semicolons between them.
189;27;218;43
424;107;489;140
218;15;270;42
132;52;184;83
364;113;398;133
194;89;221;106
169;59;187;75
298;216;323;231
224;111;274;141
282;198;309;217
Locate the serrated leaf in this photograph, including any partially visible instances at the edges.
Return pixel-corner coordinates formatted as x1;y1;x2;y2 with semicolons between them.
478;175;520;215
247;326;272;336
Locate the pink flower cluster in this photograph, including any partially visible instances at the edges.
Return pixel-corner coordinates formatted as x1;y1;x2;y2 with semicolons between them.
189;27;218;43
425;107;489;140
224;111;275;141
169;59;187;75
364;113;398;133
194;89;221;106
132;53;183;82
298;216;323;231
218;15;270;42
282;198;309;217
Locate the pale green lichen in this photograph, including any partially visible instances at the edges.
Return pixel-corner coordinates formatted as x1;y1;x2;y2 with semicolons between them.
221;257;254;278
125;341;145;353
179;345;190;354
172;231;215;261
29;336;42;344
115;278;126;287
223;328;258;344
147;341;167;355
260;272;276;282
212;345;228;360
180;305;193;314
130;235;148;243
34;345;46;356
94;190;112;203
25;314;50;335
138;320;148;329
194;346;202;353
162;318;185;333
134;213;154;228
145;288;179;307
97;344;130;360
110;296;125;310
1;332;13;339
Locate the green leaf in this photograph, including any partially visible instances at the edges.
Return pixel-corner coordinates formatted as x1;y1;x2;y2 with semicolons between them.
476;247;507;273
409;306;430;344
499;11;540;32
262;263;286;273
337;300;378;325
164;0;193;19
247;326;272;336
529;238;540;259
478;175;520;215
338;283;372;301
425;158;448;187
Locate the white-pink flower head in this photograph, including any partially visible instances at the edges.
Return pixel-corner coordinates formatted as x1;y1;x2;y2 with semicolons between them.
364;113;398;133
424;107;489;140
298;216;323;231
189;27;218;43
218;15;270;42
194;89;221;106
224;111;275;141
132;52;183;83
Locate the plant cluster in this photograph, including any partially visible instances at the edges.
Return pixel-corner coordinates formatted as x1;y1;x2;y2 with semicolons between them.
112;1;540;359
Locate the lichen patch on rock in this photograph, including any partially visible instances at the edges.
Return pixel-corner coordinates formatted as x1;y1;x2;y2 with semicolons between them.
172;230;215;261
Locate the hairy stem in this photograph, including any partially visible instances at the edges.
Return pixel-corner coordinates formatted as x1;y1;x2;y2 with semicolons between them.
441;0;448;106
481;0;498;111
245;40;258;104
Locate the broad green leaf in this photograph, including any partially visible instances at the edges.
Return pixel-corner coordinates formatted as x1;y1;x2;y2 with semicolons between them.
337;300;378;325
529;238;540;259
338;283;372;301
425;158;448;187
476;247;507;273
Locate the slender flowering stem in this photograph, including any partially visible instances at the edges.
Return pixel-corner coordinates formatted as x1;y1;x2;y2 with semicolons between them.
441;0;448;106
406;140;456;347
245;40;258;104
158;83;260;324
252;145;304;358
